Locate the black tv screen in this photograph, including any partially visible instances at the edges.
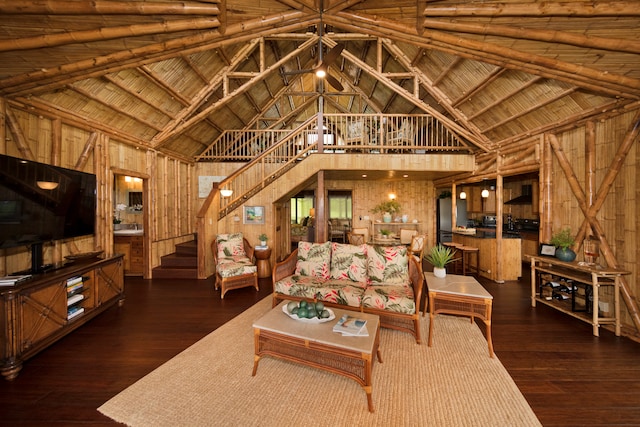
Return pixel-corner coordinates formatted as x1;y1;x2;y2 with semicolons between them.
0;154;97;250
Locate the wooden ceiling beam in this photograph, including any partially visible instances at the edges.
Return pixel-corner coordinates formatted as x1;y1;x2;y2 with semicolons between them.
328;12;640;98
420;18;640;55
382;38;490;148
452;67;505;108
0;18;220;52
467;76;544;120
422;2;640;17
0;10;310;95
0;1;221;15
153;37;318;146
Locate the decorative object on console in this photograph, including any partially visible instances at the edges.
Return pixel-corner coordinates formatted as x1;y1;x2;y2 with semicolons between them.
583;236;600;264
550;228;576;262
258;233;268;246
371;199;401;223
425;244;456;278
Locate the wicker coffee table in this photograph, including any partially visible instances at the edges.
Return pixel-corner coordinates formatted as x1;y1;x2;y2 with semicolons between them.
252;302;381;412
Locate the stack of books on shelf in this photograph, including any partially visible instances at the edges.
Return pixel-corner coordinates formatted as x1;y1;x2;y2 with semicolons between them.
0;275;31;287
332;314;368;337
66;276;85;320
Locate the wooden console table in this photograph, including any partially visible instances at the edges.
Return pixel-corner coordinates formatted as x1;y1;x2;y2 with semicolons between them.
0;255;124;380
530;256;629;337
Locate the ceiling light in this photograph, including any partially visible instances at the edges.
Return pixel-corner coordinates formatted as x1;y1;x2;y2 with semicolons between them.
460;191;467;200
315;68;326;78
37;181;59;190
220;189;233;198
481;189;489;198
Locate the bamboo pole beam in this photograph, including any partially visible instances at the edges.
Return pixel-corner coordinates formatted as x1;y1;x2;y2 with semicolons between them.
327;12;640;98
0;1;221;15
75;132;98;170
483;87;578;133
467;76;543;120
541;136;553;243
421;18;640;55
452;68;505;108
5;107;35;161
547;131;640;334
51;118;62;165
422;2;640;17
102;74;175;118
0;11;310;96
0;18;220;52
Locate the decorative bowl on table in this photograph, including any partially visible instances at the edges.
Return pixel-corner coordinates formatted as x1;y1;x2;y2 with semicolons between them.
282;303;335;323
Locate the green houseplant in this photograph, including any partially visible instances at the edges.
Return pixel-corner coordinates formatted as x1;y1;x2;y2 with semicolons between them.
550;228;576;262
425;244;456;278
258;233;268;246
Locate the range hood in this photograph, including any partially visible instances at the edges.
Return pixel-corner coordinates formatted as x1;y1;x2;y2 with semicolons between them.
505;184;533;205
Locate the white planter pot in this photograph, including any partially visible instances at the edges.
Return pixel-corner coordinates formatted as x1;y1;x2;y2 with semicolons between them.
433;267;447;278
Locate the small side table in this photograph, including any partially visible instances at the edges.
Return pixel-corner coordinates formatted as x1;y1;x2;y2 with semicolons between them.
254;247;272;279
424;272;494;358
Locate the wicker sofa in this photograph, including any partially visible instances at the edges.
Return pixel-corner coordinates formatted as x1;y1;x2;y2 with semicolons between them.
272;241;424;343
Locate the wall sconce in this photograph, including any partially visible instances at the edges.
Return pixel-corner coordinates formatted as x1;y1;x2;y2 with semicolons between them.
388;193;396;200
37;181;59;190
459;191;467;200
309;208;315;218
220;189;233;198
481;189;489;198
233;214;240;222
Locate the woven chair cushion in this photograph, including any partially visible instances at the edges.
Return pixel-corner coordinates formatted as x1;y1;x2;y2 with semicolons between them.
329;242;368;282
216;233;246;259
274;275;366;308
294;241;331;279
361;284;416;314
217;257;256;278
366;244;410;286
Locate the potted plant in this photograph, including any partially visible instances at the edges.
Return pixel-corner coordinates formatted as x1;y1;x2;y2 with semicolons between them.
371;200;401;223
550;228;576;262
425;244;456;278
258;233;268;246
379;229;392;239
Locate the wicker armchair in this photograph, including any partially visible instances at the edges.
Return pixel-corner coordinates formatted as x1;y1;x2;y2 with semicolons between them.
212;233;258;299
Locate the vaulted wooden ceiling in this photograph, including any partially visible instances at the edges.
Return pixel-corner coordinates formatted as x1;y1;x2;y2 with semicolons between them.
0;0;638;161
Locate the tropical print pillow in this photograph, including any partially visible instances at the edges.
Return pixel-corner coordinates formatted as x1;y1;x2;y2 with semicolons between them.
216;233;246;259
294;241;331;279
329;242;368;283
366;244;409;286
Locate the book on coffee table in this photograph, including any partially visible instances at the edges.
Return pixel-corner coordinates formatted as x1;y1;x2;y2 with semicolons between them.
333;314;368;336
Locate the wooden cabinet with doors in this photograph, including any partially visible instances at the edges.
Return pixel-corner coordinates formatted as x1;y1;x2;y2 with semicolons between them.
0;255;124;380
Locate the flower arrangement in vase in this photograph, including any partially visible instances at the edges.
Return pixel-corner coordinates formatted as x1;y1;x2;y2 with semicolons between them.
371;200;401;223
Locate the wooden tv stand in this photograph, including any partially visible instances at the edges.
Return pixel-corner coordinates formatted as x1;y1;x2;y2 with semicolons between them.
530;256;629;337
0;255;124;380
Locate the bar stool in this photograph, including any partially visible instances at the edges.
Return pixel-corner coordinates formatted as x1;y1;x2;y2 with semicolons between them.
442;242;463;274
460;245;479;276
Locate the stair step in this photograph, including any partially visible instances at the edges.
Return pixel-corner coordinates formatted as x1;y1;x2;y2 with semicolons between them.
152;266;198;279
160;253;198;268
176;241;198;256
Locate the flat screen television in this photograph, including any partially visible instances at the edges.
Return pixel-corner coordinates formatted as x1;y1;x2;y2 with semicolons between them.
0;153;97;273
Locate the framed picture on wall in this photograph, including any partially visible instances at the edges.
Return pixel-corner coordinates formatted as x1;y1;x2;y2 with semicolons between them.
539;244;556;256
243;206;265;224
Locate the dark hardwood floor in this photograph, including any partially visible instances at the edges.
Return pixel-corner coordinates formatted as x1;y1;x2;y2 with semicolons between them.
1;266;639;426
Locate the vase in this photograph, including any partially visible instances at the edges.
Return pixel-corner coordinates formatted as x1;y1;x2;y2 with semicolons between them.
382;213;392;223
555;247;576;262
433;267;446;278
401;214;409;223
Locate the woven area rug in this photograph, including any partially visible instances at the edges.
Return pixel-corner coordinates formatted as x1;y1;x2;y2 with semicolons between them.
99;297;540;426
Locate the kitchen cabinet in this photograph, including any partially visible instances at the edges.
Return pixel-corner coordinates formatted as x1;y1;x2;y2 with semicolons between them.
452;233;521;282
0;256;124;380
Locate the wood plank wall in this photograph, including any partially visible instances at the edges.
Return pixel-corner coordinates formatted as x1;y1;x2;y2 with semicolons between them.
0;102;194;278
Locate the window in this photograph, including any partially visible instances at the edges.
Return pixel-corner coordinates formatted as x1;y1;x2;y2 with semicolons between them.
328;191;352;220
291;191;314;224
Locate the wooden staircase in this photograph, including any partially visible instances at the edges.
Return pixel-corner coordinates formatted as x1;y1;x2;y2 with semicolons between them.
152;239;198;279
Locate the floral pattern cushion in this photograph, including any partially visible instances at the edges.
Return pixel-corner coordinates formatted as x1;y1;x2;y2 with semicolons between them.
274;275;365;308
217;258;256;278
216;233;246;259
362;284;416;314
330;242;368;282
366;244;410;286
295;241;331;279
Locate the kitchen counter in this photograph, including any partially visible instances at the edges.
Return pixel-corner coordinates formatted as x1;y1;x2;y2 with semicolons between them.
454;229;521;239
452;233;522;282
